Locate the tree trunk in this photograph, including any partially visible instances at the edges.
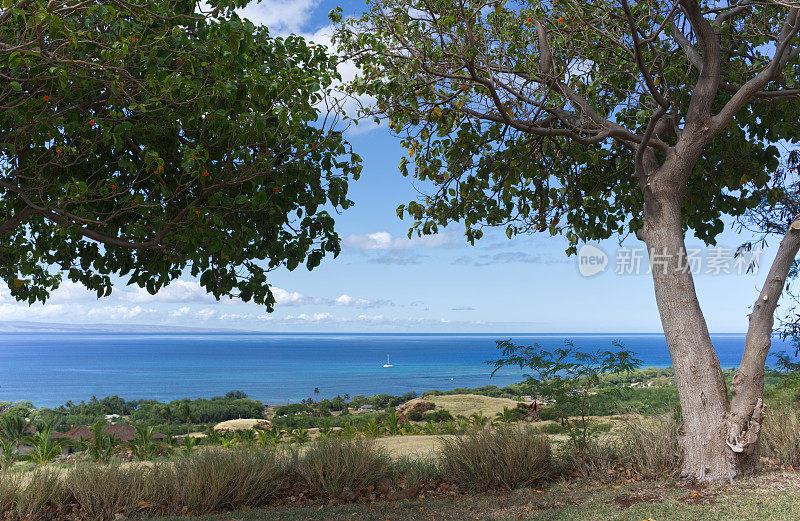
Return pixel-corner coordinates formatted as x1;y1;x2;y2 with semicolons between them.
726;216;800;464
641;183;739;482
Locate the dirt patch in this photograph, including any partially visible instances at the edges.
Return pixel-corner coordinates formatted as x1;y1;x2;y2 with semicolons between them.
607;487;664;509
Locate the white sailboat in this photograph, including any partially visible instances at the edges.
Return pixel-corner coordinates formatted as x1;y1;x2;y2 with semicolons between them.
382;355;393;368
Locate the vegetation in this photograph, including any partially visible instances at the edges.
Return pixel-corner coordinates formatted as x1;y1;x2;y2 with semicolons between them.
296;437;390;498
440;425;551;491
0;0;361;308
490;339;641;456
334;0;800;482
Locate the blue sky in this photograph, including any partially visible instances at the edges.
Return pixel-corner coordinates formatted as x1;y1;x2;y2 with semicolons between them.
0;0;781;333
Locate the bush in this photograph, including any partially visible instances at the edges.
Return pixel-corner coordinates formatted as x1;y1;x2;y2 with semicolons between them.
391;456;441;488
171;448;288;513
0;468;68;520
296;437;390;498
426;409;454;423
66;464;170;519
615;413;682;479
402;401;435;422
440;425;552;491
762;400;800;467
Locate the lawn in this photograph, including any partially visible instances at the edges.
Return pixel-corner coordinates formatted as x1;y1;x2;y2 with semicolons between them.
143;471;800;521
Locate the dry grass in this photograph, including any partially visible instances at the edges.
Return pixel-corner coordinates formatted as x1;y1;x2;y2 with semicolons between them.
762;400;800;467
374;434;454;459
440;424;552;491
614;413;682;479
295;437;391;498
403;394;521;419
213;419;271;432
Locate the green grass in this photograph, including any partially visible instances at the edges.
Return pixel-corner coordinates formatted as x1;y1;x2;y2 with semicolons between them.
141;473;800;521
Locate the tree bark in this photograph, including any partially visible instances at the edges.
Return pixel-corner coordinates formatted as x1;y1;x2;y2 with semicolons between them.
641;175;736;482
726;216;800;465
641;162;800;481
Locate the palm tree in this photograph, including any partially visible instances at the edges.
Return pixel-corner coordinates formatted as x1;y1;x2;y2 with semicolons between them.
131;425;158;460
159;406;174;429
180;436;198;457
0;414;27;446
495;407;517;424
23;421;64;466
0;438;19;469
178;402;192;437
361;418;383;437
383;409;401;436
469;411;490;428
87;421;118;463
289;428;310;445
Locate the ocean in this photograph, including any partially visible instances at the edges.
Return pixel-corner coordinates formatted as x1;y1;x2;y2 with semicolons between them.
0;332;793;407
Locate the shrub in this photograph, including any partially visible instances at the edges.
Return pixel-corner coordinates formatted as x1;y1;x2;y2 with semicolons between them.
440;425;552;491
615;413;682;479
171;448;288;513
0;468;69;520
296;437;390;498
403;401;435;422
66;464;170;519
391;456;441;488
762;400;800;467
426;409;454;423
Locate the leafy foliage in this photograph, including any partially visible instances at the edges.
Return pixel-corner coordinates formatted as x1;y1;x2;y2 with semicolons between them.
0;0;361;306
332;0;796;251
489;339;641;452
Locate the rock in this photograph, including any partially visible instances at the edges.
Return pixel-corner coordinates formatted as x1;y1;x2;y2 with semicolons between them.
389;485;422;500
375;477;393;495
339;488;359;502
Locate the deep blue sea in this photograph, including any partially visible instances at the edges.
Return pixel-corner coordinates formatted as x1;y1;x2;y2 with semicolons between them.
0;332;793;407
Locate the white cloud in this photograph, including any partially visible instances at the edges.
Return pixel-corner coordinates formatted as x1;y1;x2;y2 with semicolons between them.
235;0;318;35
86;305;152;321
285;312;333;321
334;294;392;308
343;231;456;251
196;308;217;320
169;307;192;318
127;280;217;304
273;287;316;306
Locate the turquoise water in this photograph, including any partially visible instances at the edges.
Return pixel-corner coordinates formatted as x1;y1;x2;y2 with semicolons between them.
0;332;791;407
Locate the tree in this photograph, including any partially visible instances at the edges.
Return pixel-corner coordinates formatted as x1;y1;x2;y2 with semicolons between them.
22;421;64;466
335;0;800;481
159;406;174;429
0;0;361;307
87;420;119;463
178;401;192;436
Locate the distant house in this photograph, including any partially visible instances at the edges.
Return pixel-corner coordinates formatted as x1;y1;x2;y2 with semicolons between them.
356;405;375;413
105;414;121;422
60;425;165;443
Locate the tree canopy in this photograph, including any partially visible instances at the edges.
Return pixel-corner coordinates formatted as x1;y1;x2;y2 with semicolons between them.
334;0;796;250
1;0;361;308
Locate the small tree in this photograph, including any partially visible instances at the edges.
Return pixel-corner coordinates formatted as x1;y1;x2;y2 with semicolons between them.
490;339;641;456
179;402;193;437
87;421;119;463
22;421;64;466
